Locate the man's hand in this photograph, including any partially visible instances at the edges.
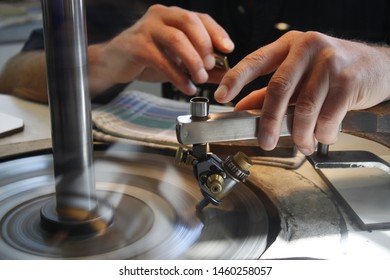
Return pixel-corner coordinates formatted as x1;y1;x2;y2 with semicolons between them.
90;4;234;96
215;31;390;155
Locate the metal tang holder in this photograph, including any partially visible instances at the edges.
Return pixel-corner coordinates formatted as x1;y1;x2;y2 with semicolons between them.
176;97;254;210
176;98;390;209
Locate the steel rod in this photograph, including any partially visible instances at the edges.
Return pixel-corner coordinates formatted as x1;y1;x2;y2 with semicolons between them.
41;0;96;215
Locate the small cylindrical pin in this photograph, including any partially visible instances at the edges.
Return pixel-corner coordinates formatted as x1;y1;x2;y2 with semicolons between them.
190;97;209;119
317;143;329;158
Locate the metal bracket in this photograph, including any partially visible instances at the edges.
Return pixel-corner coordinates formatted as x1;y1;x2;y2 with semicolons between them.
307;150;390;175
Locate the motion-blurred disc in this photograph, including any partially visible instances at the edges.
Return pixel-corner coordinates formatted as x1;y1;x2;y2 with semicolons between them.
0;144;268;259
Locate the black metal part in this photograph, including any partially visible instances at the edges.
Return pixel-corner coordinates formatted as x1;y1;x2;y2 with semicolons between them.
317;143;329;158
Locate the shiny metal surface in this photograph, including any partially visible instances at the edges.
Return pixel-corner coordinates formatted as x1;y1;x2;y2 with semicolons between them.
41;0;96;212
190;97;209;119
0;146;268;259
308;150;390;175
177;101;390;147
176;108;294;145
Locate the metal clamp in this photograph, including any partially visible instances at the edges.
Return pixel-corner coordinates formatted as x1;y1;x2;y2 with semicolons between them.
308;143;390;175
175;97;253;210
176;98;390;210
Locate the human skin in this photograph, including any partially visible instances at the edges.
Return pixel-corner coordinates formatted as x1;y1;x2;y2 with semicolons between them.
0;4;234;103
215;31;390;155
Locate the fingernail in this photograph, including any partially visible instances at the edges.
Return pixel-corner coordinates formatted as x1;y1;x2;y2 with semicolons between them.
258;134;276;151
214;84;228;101
204;54;216;69
221;38;235;51
196;68;208;83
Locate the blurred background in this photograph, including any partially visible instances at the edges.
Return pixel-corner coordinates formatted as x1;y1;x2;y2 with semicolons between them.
0;0;41;68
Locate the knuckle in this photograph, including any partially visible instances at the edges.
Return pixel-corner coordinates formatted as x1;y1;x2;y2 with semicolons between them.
295;97;319;118
223;63;253;89
281;30;302;43
245;48;269;68
147;4;165;14
301;31;328;47
221;69;240;88
317;111;337;125
284;30;300;37
337;69;359;88
197;12;212;22
229;64;247;79
230;50;269;79
225;60;251;81
165;30;185;45
295;31;332;57
260;110;279;124
181;10;200;25
268;74;293;97
319;48;339;69
197;39;213;55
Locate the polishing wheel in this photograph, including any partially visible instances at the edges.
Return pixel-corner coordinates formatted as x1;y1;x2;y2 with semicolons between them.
0;145;269;259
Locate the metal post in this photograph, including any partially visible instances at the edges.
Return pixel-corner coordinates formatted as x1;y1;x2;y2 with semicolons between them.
317;143;329;158
40;0;112;236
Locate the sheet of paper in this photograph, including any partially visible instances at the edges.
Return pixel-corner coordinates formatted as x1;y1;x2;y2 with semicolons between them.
0;112;24;138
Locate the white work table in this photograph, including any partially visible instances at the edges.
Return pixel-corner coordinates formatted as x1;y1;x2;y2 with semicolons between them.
0;94;51;157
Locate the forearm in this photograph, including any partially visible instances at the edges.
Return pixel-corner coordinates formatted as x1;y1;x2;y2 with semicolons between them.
0;51;48;103
0;4;235;103
0;46;123;103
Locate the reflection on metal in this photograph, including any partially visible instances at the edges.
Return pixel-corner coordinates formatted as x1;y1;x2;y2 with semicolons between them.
213;53;230;70
176;108;294;145
176;101;389;147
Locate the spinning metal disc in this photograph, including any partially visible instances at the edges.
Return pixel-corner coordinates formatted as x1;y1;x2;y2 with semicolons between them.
0;145;268;259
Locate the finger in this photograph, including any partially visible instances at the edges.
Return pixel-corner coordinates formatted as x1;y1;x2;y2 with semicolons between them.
257;35;315;151
196;12;235;55
162;8;218;69
143;43;198;95
214;33;295;103
154;26;209;85
292;63;330;155
234;88;267;111
315;80;353;145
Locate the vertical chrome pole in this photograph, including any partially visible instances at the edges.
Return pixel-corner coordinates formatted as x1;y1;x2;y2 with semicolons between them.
40;0;111;235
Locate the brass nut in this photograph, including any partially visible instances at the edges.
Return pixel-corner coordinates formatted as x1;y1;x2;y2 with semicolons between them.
206;174;224;194
233;152;253;171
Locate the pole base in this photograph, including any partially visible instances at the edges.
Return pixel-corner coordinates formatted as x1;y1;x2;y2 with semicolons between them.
40;197;114;237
